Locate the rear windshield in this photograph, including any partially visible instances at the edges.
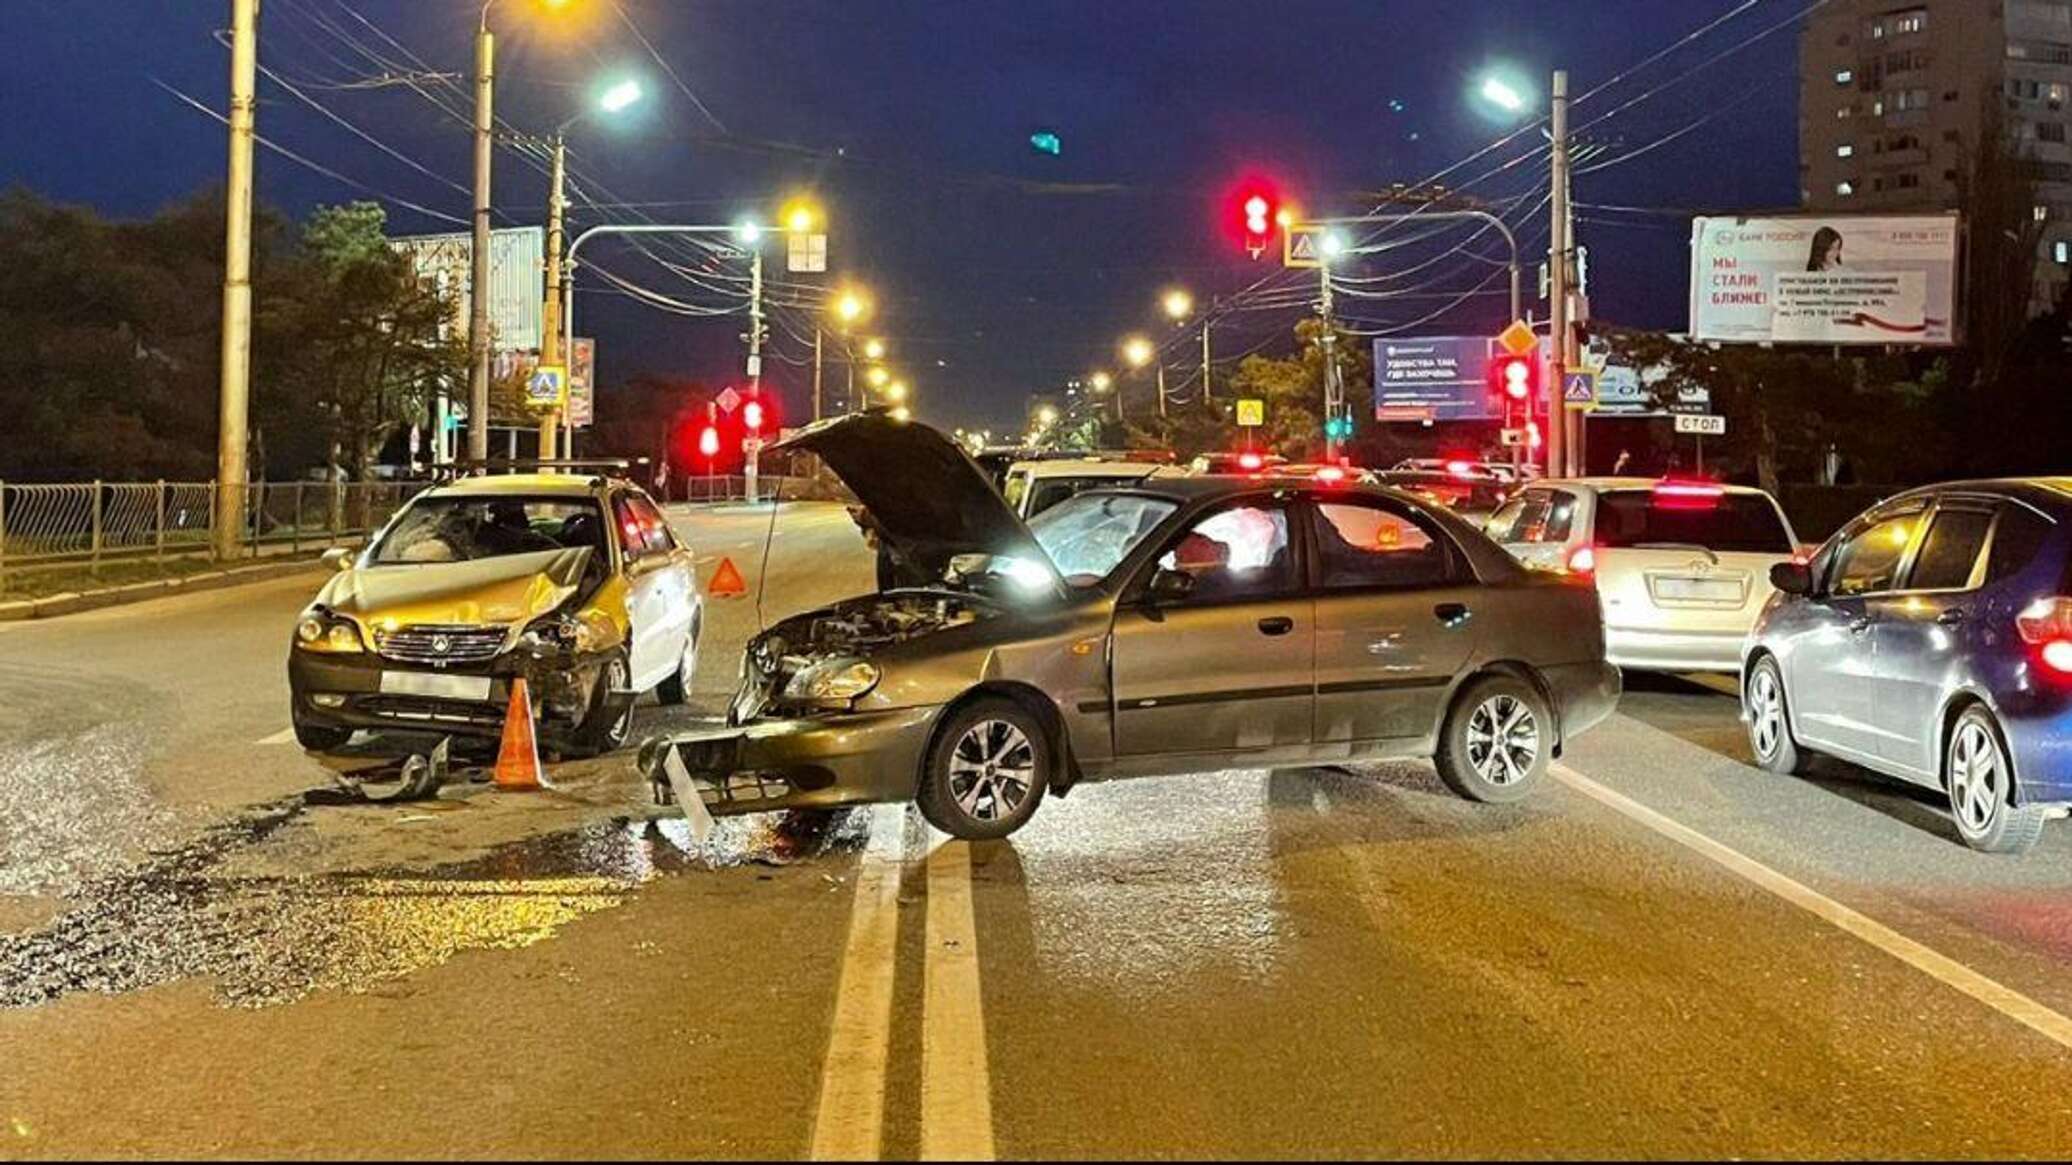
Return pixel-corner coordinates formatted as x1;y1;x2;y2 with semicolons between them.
1595;490;1794;554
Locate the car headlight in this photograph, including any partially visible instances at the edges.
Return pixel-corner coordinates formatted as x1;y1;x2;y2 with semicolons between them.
294;611;364;653
519;608;621;656
783;656;880;704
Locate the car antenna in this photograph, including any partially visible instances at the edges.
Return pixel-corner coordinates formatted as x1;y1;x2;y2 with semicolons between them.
754;472;782;632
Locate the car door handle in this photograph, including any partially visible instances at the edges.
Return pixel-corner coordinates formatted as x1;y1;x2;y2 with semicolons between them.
1257;616;1295;637
1433;602;1471;627
1937;608;1968;626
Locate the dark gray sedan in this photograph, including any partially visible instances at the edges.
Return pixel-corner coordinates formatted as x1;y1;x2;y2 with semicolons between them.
643;415;1620;840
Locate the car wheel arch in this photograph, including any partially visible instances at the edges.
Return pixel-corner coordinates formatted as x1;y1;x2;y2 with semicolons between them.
917;682;1083;798
1939;692;2021;803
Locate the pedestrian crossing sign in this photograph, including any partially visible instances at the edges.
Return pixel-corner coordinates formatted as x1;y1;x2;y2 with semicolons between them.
1284;225;1326;269
525;365;568;409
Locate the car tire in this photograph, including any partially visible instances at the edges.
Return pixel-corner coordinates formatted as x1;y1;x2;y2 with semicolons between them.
1433;674;1550;804
572;651;637;757
656;615;699;707
1946;705;2048;855
1744;655;1807;776
917;697;1049;840
293;718;352;752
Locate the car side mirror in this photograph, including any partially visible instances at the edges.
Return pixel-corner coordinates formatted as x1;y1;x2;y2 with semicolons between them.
1770;561;1813;597
1145;567;1196;605
322;546;358;572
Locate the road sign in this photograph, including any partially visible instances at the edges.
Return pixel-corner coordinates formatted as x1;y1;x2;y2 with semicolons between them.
1284;225;1326;269
787;232;827;274
1561;368;1597;408
1235;398;1265;427
1674;413;1727;436
525;364;568;409
715;385;742;414
1497;319;1538;357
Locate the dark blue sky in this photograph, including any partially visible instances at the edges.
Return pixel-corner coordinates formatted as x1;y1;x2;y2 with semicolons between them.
2;1;1801;431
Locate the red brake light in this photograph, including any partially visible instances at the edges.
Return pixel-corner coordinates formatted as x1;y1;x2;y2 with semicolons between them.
2043;641;2072;675
1238;452;1263;471
1567;545;1596;575
2016;597;2072;650
1445;459;1474;478
1316;466;1347;483
1653;480;1724;509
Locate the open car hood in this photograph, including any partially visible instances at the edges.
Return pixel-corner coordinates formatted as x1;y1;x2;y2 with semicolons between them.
775;413;1057;591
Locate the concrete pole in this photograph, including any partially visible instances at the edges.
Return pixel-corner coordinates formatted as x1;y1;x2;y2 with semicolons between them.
539;135;566;467
1319;261;1343;461
812;327;825;421
213;0;259;562
468;24;495;462
744;247;763;503
1201;319;1212;404
1547;69;1571;479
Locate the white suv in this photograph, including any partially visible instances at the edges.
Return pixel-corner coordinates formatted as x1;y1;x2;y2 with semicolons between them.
1485;478;1802;673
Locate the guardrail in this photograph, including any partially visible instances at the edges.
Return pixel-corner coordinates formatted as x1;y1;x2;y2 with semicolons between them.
0;479;427;582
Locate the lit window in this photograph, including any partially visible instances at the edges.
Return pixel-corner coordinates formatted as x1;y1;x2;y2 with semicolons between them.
2039;205;2054;222
1838;105;1854;119
1836;68;1855;85
1837;180;1856;196
1837;143;1855;158
2056;240;2069;264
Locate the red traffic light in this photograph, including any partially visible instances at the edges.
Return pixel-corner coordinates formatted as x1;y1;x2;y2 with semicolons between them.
1489;353;1537;402
1225;175;1287;256
742;399;765;433
697;425;720;458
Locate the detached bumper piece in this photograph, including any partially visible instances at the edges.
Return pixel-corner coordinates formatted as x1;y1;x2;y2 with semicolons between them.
637;707;941;817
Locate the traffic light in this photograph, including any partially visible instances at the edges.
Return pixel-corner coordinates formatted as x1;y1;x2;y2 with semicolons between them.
697;425;720;459
1324;414;1354;441
1226;176;1287;258
742;398;765;434
1491;353;1535;401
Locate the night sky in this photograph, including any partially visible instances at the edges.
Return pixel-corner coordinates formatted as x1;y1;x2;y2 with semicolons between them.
3;1;1801;432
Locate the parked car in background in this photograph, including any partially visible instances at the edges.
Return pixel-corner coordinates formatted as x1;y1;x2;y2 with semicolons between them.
643;414;1620;841
288;470;701;756
1745;478;2072;854
1190;451;1287;476
1485;477;1801;672
1376;469;1514;525
1001;457;1180;520
1393;457;1521;483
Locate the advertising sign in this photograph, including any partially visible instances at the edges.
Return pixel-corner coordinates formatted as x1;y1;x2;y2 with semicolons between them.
391;226;546;351
1373;337;1496;422
1688;214;1958;346
567;338;596;428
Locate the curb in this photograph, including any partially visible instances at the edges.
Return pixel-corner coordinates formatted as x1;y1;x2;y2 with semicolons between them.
0;559;327;624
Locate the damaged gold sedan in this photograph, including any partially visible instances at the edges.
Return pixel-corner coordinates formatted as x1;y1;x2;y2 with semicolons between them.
642;415;1619;841
287;469;701;756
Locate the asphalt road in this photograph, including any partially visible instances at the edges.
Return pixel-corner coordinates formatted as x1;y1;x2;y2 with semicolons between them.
2;501;2069;1158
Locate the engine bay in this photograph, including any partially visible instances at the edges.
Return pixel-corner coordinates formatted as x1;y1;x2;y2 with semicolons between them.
736;591;991;720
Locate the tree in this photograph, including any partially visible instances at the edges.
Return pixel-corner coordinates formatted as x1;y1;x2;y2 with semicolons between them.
280;202;467;479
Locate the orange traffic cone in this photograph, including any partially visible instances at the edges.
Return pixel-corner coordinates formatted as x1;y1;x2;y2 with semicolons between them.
708;556;748;599
493;677;551;790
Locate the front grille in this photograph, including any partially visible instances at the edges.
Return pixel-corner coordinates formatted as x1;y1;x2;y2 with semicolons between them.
374;624;508;665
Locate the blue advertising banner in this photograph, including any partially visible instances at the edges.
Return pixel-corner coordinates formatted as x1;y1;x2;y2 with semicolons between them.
1373;337;1497;422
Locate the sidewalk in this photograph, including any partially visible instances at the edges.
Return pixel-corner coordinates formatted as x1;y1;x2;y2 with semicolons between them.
0;557;328;622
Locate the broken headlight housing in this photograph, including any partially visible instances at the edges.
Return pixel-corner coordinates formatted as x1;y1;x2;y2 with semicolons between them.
294;609;365;653
782;656;881;706
519;608;620;657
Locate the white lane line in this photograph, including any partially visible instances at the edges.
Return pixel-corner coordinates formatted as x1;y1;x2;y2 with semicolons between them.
921;837;994;1162
254;728;297;746
1552;762;2072;1053
809;803;910;1162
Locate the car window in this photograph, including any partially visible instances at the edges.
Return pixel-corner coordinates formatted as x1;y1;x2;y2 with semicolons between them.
1311;502;1454;590
1026;476;1128;518
1156;503;1293;603
627;494;677;554
1028;492;1177;585
1987;506;2055;584
1829;509;1921;597
1595;489;1795;554
371;496;606;564
612;496;654;561
1002;471;1030;513
1906;507;1993;591
1486;489;1575;543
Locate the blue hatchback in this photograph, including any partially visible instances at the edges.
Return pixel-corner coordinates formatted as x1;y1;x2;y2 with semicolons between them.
1743;478;2072;854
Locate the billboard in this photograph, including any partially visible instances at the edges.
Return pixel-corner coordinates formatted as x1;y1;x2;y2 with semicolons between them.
1689;214;1958;346
1373;336;1498;422
567;338;596;428
391;226;546;352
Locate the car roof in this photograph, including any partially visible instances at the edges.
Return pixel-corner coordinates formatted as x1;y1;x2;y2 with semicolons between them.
1882;477;2072;512
1009;458;1165;477
1527;476;1779;498
429;473;611;498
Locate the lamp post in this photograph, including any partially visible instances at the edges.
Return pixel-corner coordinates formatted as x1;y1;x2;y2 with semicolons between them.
214;0;259;560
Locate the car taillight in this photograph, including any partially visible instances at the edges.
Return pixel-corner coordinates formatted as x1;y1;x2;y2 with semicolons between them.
1445;459;1474;478
1653;480;1723;509
2016;597;2072;674
1238;452;1263;471
1567;545;1596;575
1315;466;1347;483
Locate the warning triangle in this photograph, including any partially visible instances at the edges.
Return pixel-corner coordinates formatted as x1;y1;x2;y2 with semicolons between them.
708;556;748;598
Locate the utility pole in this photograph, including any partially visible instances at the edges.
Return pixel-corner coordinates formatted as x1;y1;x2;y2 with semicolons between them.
469;16;495;463
538;134;567;467
214;0;259;562
812;327;825;421
744;245;764;503
1201;317;1213;404
1318;261;1344;462
1546;68;1572;479
1156;362;1168;419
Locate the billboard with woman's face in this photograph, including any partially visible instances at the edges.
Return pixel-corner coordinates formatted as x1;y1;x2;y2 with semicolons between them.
1688;214;1959;346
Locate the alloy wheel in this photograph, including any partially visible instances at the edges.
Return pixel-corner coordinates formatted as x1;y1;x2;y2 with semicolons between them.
1749;667;1784;759
947;719;1036;823
1465;694;1540;787
1949;719;2004;836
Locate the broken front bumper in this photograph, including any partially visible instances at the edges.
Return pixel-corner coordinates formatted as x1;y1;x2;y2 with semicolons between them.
287;647;620;748
638;706;940;815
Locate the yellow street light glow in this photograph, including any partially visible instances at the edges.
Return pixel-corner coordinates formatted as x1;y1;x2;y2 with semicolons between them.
1089;371;1112;392
781;196;824;234
866;366;890;388
1162;289;1194;320
833;289;867;323
886;380;909;402
1121;335;1154;368
863;337;887;361
890;406;912;423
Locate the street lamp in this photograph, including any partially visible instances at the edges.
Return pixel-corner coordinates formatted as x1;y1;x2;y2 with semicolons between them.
1036;406;1059;426
866;365;890;388
1121;335;1154;368
1089;371;1112;393
862;337;886;361
597;77;643;114
1162;289;1194;321
885;380;909;403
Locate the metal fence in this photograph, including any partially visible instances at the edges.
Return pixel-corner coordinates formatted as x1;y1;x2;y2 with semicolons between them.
0;479;427;582
657;473;854;506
